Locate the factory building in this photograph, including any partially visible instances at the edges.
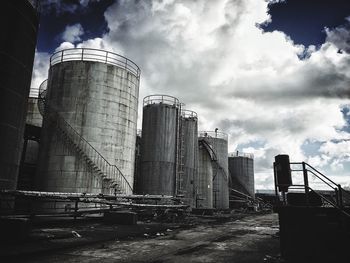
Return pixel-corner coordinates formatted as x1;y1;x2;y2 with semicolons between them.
228;152;255;198
35;48;140;197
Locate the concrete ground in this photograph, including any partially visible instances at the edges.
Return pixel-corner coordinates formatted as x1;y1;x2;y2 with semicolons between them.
18;213;280;263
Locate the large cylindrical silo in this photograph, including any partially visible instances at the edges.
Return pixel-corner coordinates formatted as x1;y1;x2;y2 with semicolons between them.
138;95;180;196
0;1;39;197
228;152;255;198
180;110;198;207
36;48;140;197
196;141;213;208
17;95;43;191
199;131;229;209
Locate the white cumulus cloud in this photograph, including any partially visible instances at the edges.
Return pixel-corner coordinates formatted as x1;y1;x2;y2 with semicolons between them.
61;23;84;43
31;0;350;189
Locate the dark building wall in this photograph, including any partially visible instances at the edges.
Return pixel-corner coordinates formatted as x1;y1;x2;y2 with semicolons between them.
0;1;39;191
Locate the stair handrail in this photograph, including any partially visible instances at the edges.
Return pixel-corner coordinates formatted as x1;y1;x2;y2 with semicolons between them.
38;80;132;193
285;184;350;218
291;161;350;205
49;108;133;194
305;164;350;203
291;162;339;188
199;138;229;184
198;137;218;161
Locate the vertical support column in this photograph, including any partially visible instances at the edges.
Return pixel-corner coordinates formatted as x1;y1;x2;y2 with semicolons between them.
338;184;343;208
302;162;309;206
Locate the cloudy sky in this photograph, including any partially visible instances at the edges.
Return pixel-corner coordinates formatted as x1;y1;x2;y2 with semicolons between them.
31;0;350;190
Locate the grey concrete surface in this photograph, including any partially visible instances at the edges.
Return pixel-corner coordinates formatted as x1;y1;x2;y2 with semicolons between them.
36;59;139;196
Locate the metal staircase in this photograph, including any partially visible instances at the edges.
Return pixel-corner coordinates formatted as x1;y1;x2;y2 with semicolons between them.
275;160;350;215
198;138;228;181
37;80;133;195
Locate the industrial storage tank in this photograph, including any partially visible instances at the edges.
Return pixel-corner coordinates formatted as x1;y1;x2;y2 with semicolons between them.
26;86;43;128
180;110;198;206
36;48;140;196
228;152;255;198
17;89;43;191
196;140;213;208
199;131;229;209
0;1;40;195
138;95;181;196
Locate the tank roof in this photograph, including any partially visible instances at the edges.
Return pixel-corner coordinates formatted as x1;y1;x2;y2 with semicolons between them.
181;110;198;119
143;95;181;107
229;151;254;159
50;48;140;78
198;131;228;141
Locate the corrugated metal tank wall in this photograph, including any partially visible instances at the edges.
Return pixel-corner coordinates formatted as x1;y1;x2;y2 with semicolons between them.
36;49;140;196
196;142;213;208
228;153;255;198
0;1;39;194
200;132;229;209
180;110;198;207
138;95;180;196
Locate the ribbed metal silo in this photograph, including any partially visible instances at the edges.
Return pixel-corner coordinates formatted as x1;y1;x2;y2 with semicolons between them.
179;110;198;207
196;141;213;208
228;152;255;198
36;48;140;197
199;131;229;209
0;1;39;198
138;95;180;196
